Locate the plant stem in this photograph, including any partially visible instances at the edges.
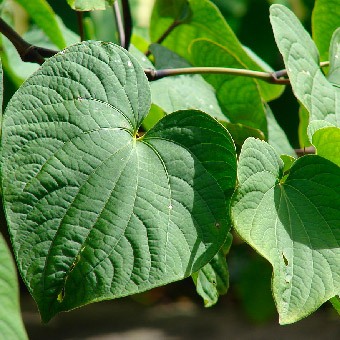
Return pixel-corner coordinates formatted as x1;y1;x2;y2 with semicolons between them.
113;1;125;47
0;17;57;64
145;67;290;84
121;0;132;49
76;11;85;42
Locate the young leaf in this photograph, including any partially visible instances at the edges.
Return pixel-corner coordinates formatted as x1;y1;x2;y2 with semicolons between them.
312;127;340;167
232;138;340;324
312;0;340;61
15;0;66;49
150;0;284;102
192;233;233;307
270;5;340;140
190;38;267;136
0;234;28;339
67;0;115;11
329;295;340;315
1;41;237;322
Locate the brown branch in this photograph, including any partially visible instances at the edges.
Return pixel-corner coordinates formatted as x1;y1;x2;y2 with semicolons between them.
145;20;182;56
113;1;125;47
121;0;132;49
76;11;85;42
0;17;58;64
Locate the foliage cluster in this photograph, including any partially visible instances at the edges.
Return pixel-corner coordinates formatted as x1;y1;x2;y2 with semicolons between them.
0;0;339;337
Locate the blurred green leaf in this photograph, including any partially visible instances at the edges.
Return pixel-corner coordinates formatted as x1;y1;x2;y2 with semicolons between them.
150;0;284;102
0;233;28;339
312;127;340;166
329;296;340;315
191;38;267;136
16;0;66;49
312;0;340;61
298;105;312;148
67;0;115;11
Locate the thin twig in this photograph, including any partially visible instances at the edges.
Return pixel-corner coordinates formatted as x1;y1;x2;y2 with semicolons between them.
113;1;125;47
76;11;85;41
121;0;132;49
0;17;58;64
145;20;181;56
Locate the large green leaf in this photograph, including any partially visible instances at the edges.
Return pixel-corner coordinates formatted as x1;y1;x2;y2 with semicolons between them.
1;41;236;322
149;44;225;120
232;138;340;324
190;38;267;136
67;0;115;11
150;0;284;102
15;0;66;49
312;0;340;61
270;5;340;140
0;233;28;339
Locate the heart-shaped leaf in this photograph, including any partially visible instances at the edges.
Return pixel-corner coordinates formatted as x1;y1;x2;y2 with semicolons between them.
232;138;340;324
1;41;236;322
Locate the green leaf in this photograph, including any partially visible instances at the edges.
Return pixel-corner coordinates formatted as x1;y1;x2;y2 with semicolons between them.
221;122;264;152
312;127;340;167
0;233;28;339
329;295;340;315
328;28;340;88
67;0;115;11
190;39;267;136
15;0;66;49
270;5;340;140
1;41;237;322
150;0;284;102
312;0;340;61
298;105;312;148
265;104;295;157
232;138;340;324
192;233;232;307
149;44;226;120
